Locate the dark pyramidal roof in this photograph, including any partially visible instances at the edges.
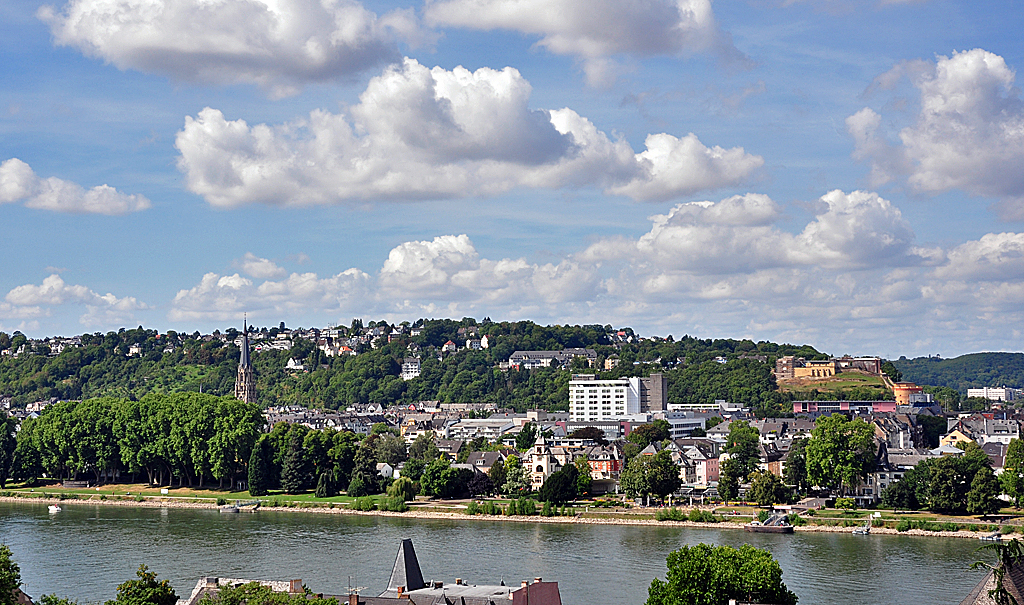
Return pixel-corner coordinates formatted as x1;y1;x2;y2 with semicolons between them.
387;538;425;593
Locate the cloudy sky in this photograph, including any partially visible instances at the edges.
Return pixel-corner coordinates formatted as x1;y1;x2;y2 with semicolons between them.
2;0;1023;358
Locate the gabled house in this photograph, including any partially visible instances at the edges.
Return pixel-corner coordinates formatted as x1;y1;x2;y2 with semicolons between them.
464;451;505;474
435;439;465;460
583;443;623;494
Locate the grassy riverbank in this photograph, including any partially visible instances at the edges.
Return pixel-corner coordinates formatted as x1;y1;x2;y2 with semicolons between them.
3;482;1022;541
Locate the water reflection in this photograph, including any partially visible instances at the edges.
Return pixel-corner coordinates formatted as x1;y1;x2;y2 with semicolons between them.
0;501;987;605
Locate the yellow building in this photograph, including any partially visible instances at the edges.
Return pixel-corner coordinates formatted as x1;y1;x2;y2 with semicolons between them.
939;428;975;448
793;360;837;378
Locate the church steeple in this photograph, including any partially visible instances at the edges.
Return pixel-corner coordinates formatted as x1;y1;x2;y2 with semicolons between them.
235;316;255;404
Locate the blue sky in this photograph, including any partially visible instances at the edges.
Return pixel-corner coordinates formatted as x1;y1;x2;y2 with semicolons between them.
2;0;1024;359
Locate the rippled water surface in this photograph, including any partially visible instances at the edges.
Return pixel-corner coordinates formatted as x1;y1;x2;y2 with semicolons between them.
0;501;990;604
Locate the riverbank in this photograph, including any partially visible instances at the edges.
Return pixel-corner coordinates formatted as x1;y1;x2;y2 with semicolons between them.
0;494;1009;541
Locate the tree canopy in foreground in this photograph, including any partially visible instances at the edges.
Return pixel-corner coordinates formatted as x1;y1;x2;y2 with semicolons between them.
646;543;798;605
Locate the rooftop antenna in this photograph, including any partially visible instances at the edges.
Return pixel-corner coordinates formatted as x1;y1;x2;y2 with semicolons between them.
347;576;367;596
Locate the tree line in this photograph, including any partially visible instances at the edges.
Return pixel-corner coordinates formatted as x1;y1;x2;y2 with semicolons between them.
2;394;262;489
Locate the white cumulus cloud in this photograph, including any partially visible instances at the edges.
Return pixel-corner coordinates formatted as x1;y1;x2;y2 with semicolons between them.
169;269;371;322
175;59;761;207
584;189;921;276
236;253;287;279
0;158;150;215
424;0;736;85
849;49;1024;219
38;0;424;97
4;275;148;327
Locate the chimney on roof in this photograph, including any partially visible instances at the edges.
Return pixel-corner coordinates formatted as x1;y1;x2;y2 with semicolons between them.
456;579;462;585
289;580;302;594
521;581;528;588
205;577;218;588
348;593;359;605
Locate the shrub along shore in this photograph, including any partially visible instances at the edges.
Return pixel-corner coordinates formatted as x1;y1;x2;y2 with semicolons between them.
1;489;1017;541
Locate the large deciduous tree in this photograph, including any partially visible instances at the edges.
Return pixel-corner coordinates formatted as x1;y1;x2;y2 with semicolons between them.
627;420;671;449
748;470;791;507
0;414;16;489
783;437;809;495
539;464;579;505
621;451;680;505
0;544;23;605
1002;438;1024;508
501;456;529;496
724;421;761;478
968;466;1003;517
574;455;592;496
420;457;465;499
646;543;798;605
805;414;876;495
516;423;538;451
104;565;177;605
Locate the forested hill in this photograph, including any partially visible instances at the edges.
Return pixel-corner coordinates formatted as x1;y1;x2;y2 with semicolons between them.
894;353;1024;393
0;319;848;417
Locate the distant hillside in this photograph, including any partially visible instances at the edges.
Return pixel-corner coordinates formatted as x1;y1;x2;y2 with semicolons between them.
893;352;1024;393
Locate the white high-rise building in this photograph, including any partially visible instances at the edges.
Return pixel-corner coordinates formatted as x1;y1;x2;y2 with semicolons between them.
569;375;642;421
967;387;1019;402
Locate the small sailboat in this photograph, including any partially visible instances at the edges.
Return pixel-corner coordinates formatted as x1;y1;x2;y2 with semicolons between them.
852;520;870;535
980;531;1003;541
47;505;61;513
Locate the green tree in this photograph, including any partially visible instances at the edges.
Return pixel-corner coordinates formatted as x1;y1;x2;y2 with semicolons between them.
197;580;337;605
717;457;741;503
1003;438;1024;508
646;543;798;605
387;476;418;501
747;470;791;507
724;421;760;478
649;450;682;501
968;466;1003;517
374;434;408;466
516;423;538;451
881;361;902;383
539;465;579;505
502;456;529;496
408;433;440;461
574;456;592;496
105;565;177;605
621;455;653;504
420;457;461;499
401;458;426;483
621;451;679;505
280;432;312;494
488;458;507;491
347;434;382;496
0;544;22;605
928;442;993;514
247;437;272;497
314;470;335;498
0;414;16;489
628;420;671;449
783;438;809;495
805;414;876;495
568;426;608;446
881;474;920;511
972;539;1024;605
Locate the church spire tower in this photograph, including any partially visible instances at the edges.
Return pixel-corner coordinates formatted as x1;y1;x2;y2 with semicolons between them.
235;316;255;404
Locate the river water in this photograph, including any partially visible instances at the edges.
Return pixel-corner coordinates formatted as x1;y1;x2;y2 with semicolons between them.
0;501;991;604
